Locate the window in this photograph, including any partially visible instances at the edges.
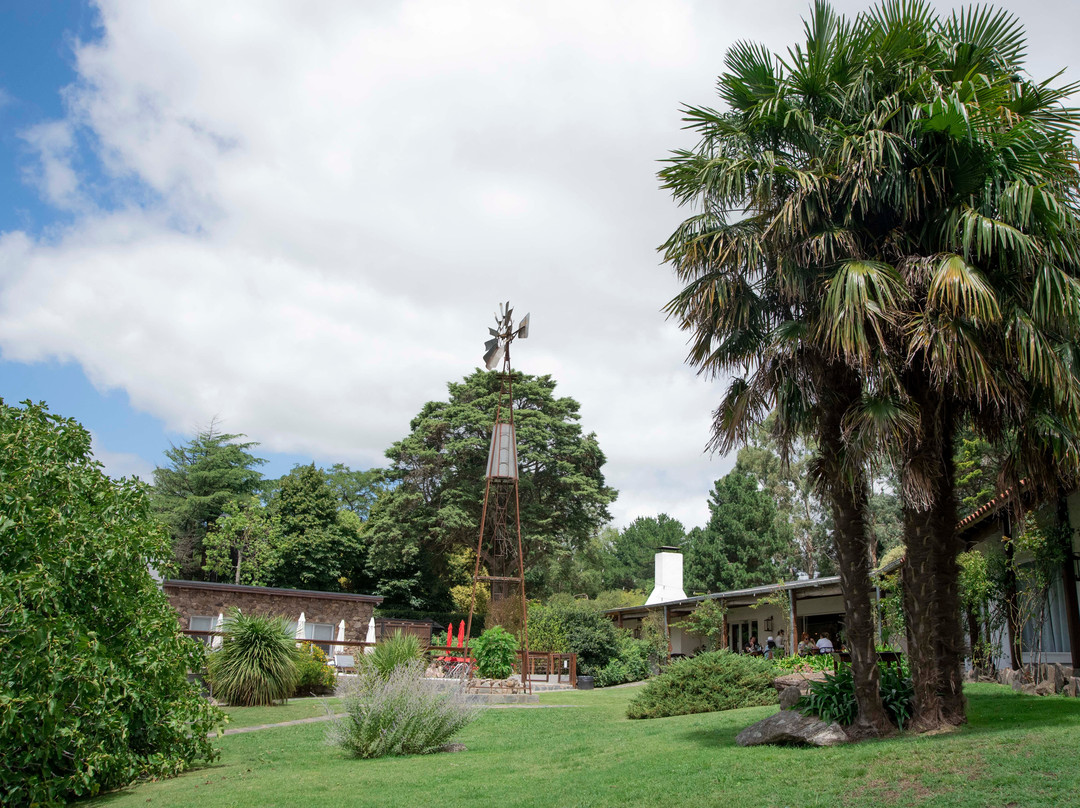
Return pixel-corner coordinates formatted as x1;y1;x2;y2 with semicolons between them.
190;615;216;645
1021;576;1072;655
306;622;334;655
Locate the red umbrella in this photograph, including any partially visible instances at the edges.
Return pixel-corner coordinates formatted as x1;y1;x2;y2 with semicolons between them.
443;624;453;661
457;620;467;663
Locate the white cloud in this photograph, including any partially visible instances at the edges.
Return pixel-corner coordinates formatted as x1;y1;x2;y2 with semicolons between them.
1;0;1075;530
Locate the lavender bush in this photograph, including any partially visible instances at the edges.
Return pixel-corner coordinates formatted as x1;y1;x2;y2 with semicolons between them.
327;661;476;758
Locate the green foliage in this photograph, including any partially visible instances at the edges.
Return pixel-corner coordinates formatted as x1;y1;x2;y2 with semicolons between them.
954;431;1004;518
772;653;835;674
557;601;619;675
294;642;336;696
0;400;222;805
799;662;915;730
207;610;301;706
327;662;476;758
365;370;617;610
266;464;366;592
685;469;792;593
591;589;647;610
626;651;776;719
151;422;266;578
527;602;568;653
471;626;519;679
592;630;656;687
601;514;686;591
674;599;728;651
204;495;283;585
368;630;424;679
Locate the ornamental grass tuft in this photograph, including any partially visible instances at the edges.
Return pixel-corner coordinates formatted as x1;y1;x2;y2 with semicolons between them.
207;610;301;706
367;630;424;679
327;661;476;758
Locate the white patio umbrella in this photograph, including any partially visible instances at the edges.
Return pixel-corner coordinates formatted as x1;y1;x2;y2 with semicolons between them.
364;616;376;655
334;619;346;657
211;612;225;649
295;612;306;642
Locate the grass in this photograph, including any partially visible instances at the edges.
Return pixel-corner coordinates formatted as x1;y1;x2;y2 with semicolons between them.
86;684;1080;808
221;696;342;730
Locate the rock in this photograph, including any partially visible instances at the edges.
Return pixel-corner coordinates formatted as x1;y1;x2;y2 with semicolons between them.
1035;679;1057;697
1021;683;1038;696
1052;664;1067;693
779;686;803;711
772;672;827;694
1067;677;1080;697
736;710;848;748
440;743;467;753
1011;676;1024;693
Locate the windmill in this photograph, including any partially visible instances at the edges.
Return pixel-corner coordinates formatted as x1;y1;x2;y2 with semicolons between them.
467;302;530;691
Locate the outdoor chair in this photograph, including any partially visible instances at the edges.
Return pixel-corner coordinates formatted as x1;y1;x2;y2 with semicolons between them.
333;654;356;673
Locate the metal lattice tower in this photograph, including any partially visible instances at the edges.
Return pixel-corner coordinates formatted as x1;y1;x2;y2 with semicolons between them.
466;303;530;690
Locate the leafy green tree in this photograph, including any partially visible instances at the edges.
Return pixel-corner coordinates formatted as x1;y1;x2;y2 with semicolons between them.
0;401;221;805
203;496;283;585
265;464;366;592
685;470;792;593
365;370;617;610
602;514;686;591
325;463;387;519
151;423;265;578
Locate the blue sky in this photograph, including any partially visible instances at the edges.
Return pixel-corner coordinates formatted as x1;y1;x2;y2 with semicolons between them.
1;1;1075;526
0;3;336;481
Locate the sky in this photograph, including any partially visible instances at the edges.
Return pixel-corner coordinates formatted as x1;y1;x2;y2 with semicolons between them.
1;1;1077;530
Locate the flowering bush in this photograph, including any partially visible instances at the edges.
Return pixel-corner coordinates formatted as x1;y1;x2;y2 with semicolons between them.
327;662;476;758
294;642;336;696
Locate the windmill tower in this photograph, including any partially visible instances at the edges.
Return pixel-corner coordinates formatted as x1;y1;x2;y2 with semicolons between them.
466;302;530;690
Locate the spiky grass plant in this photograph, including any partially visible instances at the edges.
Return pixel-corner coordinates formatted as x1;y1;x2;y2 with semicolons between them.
327;661;476;758
207;610;301;706
367;630;424;679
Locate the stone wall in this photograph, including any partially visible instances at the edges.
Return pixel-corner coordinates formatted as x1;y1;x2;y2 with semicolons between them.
164;581;379;643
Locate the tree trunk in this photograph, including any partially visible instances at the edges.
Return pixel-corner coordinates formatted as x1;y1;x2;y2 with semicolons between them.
901;382;965;729
818;362;892;737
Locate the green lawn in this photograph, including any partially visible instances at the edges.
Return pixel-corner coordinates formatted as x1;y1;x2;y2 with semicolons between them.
221;697;342;730
88;684;1080;808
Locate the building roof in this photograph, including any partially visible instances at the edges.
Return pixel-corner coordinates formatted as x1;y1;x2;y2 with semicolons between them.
604;574;844;616
163;579;383;604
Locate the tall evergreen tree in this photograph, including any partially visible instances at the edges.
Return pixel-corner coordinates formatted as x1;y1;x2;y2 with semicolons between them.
602;514;686;592
151;424;265;578
685;470;792;593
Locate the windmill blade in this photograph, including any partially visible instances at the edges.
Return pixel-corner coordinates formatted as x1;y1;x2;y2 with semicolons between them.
516;313;530;339
488;327;499;337
484;337;499;353
484;343;505;370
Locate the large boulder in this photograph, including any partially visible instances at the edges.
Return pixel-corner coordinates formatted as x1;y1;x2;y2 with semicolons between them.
772;672;827;694
736;710;848;748
1035;679;1057;697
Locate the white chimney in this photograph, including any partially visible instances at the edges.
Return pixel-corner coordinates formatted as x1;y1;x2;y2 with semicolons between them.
645;546;687;605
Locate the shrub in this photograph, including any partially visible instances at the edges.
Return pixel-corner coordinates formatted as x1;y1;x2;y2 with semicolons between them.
593;631;653;687
207;610;301;706
798;663;914;730
527;602;568;653
626;651;776;719
327;662;476;758
557;602;619;674
368;630;424;678
471;626;518;679
772;653;834;674
0;401;222;806
294;642;336;696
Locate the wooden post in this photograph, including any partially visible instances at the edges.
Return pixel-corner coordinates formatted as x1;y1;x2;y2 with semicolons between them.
722;603;729;653
789;589;798;656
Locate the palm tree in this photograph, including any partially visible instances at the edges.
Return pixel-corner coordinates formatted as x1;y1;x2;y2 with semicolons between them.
660;0;1080;733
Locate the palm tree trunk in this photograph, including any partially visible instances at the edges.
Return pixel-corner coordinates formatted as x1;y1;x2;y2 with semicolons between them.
901;383;965;730
819;362;892;737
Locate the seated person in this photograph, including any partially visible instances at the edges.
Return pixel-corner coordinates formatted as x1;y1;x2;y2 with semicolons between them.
764;636;776;660
815;633;835;654
798;632;816;655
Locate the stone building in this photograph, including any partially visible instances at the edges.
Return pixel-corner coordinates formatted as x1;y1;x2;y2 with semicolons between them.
163;579;382;651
